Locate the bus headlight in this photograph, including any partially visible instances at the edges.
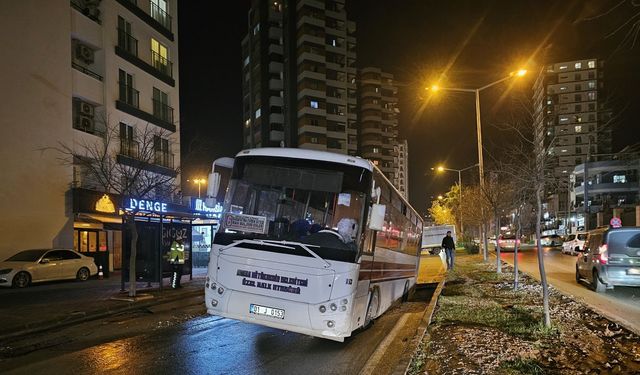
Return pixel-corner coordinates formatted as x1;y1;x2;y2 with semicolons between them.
327;320;335;328
340;306;347;312
211;299;218;307
341;299;348;305
218;286;224;294
330;303;337;311
211;283;216;290
319;305;327;313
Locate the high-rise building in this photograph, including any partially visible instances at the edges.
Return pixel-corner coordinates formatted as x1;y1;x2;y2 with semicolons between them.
357;67;400;182
395;139;409;200
0;0;180;263
241;0;357;154
533;58;611;230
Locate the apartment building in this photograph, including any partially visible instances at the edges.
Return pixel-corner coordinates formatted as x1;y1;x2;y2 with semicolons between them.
0;0;180;266
533;58;611;229
241;0;357;155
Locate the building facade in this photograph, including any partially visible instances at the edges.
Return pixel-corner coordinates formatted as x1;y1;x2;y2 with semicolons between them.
357;67;400;180
241;0;357;154
533;58;611;231
0;0;180;267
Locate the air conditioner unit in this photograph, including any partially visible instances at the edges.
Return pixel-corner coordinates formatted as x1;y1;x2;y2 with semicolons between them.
75;44;94;64
74;115;94;131
78;101;94;117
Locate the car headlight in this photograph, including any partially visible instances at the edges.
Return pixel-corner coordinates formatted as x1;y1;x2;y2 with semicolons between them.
0;268;12;275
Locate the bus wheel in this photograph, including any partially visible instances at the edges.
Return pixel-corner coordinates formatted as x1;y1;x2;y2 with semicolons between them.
364;288;379;328
401;280;410;302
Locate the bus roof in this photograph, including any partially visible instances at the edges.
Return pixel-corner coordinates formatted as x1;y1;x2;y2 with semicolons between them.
236;148;373;171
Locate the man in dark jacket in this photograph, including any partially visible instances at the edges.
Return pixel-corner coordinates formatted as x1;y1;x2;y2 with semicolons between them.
441;231;456;270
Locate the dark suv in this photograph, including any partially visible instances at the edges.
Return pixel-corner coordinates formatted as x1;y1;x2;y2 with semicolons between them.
575;227;640;292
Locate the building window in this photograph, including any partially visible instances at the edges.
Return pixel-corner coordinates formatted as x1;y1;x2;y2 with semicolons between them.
588;81;596;89
119;123;137;158
118;69;138;107
575;125;582;133
117;16;137;56
253;23;260;35
310;118;319;126
574;94;582;102
153;87;172;123
575;84;581;91
150;0;171;31
575;62;582;69
613;175;627;184
154;135;171;167
151;38;171;77
588;60;595;68
575;136;582;144
587;92;596;100
310;100;319;109
310;137;318;144
255;108;261;119
559;65;567;70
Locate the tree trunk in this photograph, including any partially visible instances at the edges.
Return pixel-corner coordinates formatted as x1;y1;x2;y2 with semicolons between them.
513;211;520;290
535;187;551;327
127;215;138;298
495;212;502;273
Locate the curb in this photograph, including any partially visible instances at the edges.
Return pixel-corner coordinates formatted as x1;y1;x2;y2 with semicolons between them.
396;280;445;375
0;289;203;342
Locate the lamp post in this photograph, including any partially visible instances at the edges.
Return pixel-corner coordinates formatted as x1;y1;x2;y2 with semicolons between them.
426;69;527;255
191;178;207;199
431;163;479;235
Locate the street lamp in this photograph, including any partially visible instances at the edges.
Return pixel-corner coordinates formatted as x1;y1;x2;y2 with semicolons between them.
431;163;479;234
191;178;207;199
425;69;527;253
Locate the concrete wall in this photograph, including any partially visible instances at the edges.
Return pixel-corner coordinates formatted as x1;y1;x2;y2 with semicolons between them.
0;0;74;259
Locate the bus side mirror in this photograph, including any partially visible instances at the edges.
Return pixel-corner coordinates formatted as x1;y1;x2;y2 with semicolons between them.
368;204;386;231
205;172;221;207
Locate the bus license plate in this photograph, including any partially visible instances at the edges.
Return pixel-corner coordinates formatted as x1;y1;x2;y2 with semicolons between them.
249;304;285;319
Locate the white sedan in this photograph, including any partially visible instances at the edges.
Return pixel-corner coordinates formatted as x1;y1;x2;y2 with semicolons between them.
0;249;98;288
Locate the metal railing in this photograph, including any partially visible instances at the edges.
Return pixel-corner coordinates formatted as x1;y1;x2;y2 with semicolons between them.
150;50;173;78
70;0;101;24
118;82;139;107
150;2;172;32
152;99;174;124
154;150;174;169
72;62;103;81
120;139;139;158
117;28;138;56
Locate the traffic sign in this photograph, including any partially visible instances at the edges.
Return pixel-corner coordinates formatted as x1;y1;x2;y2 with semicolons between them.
610;217;622;228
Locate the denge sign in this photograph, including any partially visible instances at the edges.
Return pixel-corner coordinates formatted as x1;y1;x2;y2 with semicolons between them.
127;198;168;213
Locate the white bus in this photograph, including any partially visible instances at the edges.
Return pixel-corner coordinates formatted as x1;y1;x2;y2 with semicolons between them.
204;148;423;342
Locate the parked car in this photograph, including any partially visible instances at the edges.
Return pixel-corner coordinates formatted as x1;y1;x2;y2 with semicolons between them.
562;232;588;255
575;227;640;292
497;234;521;251
540;234;563;247
0;249;98;288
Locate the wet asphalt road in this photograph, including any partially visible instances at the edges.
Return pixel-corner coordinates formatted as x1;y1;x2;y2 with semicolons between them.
1;286;434;375
498;246;640;334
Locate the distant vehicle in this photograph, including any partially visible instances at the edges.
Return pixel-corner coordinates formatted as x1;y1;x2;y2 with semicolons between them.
0;249;98;288
562;232;588;255
497;234;521;251
540;234;562;247
575;227;640;292
422;225;456;255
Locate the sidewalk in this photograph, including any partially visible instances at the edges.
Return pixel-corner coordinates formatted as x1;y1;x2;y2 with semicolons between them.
0;269;207;340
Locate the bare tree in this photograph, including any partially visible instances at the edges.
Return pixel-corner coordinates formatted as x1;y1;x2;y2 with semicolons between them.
52;115;180;297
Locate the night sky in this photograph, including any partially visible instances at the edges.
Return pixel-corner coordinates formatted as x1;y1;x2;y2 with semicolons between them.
178;0;640;215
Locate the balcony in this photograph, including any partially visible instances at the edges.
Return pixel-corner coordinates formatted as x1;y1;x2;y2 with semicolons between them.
117;28;138;56
152;99;174;124
120;139;139;158
154;150;174;169
151;50;173;78
70;0;101;24
118;83;139;108
115;0;173;41
72;62;103;81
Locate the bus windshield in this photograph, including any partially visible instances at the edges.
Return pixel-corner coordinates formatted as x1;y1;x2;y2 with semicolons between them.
216;156;372;261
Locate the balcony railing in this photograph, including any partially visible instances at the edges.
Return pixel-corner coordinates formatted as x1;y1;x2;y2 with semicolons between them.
151;50;173;78
70;0;101;24
150;2;172;32
152;99;174;124
117;28;138;56
120;139;139;158
154;150;174;169
72;62;103;81
118;82;139;108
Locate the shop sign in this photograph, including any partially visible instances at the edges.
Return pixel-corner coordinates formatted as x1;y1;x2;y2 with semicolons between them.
193;198;223;218
126;198;167;213
224;213;267;234
95;194;116;213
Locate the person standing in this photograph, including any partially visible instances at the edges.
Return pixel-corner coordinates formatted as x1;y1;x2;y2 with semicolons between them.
441;231;456;270
168;237;185;288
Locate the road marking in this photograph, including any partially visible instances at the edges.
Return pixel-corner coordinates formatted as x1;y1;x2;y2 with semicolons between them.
359;313;410;375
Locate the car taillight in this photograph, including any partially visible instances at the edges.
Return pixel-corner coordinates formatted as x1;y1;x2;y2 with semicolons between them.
597;244;608;265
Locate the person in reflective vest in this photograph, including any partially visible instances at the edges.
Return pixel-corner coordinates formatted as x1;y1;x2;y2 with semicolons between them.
169;238;185;288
